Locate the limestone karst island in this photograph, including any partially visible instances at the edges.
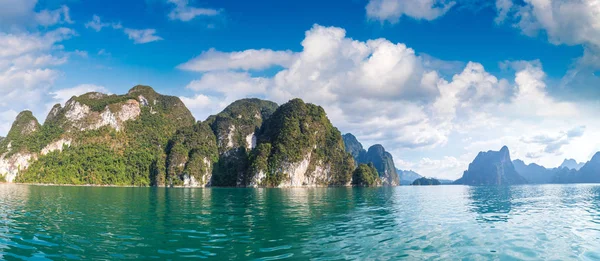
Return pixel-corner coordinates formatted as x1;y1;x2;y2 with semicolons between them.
2;0;600;259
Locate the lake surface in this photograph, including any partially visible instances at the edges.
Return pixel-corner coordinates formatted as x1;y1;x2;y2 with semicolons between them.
1;184;599;260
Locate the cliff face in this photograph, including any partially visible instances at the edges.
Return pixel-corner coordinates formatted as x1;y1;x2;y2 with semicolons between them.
454;146;527;185
0;111;41;182
0;90;387;188
342;133;400;186
249;99;355;187
342;133;367;164
9;86;195;186
206;99;278;187
363;145;400;186
166;122;218;187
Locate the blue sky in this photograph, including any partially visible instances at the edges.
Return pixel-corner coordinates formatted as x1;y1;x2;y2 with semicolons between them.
2;0;600;179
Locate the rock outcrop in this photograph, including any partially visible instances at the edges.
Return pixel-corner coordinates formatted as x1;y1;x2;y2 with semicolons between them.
206;99;278;186
249;99;354;187
342;133;400;186
363;145;400;186
411;177;441;186
454;146;527;185
0;89;391;188
8;86;195;186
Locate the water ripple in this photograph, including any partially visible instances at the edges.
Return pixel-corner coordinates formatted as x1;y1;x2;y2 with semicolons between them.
0;184;599;259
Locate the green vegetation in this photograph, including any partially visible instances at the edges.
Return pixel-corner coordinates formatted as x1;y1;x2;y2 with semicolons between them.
0;174;5;182
1;90;390;188
352;163;380;187
411;177;441;186
166;122;218;186
208;99;278;187
253;99;355;187
74;93;132;112
15;86;195;186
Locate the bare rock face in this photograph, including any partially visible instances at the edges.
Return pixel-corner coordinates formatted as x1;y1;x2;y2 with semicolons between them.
63;99;141;131
248;99;354;187
0;86;196;185
454;146;527;185
0;153;35;182
207;99;278;187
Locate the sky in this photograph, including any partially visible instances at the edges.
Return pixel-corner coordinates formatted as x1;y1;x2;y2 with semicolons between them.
1;0;600;180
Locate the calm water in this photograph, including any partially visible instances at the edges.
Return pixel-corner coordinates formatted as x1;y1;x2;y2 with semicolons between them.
1;184;599;260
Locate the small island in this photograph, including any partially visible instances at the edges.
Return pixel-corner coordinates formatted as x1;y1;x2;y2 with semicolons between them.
411;177;441;186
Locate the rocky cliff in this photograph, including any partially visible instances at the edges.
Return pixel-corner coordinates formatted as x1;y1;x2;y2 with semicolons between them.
207;99;278;186
342;133;400;186
0;90;366;187
454;146;527;185
249;99;355;187
363;145;400;186
7;86;195;186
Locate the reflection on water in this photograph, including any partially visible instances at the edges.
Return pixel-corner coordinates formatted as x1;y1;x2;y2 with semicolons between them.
468;186;513;222
0;184;599;260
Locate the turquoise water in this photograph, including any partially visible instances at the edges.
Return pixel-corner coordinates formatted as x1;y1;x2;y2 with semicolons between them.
1;184;599;260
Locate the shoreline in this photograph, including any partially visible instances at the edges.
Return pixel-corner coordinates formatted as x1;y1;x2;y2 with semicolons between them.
2;182;380;188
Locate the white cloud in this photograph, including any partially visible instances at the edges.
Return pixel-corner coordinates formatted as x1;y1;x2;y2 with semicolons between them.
366;0;456;23
123;28;163;44
0;27;78;131
84;15;122;32
178;48;297;72
85;15;160;44
497;0;600;83
494;0;514;24
35;5;73;26
0;0;73;28
167;0;220;22
179;24;600;180
0;27;75;58
50;84;109;105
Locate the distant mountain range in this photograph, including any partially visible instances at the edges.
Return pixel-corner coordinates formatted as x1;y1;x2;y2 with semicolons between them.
455;146;600;185
559;159;585;170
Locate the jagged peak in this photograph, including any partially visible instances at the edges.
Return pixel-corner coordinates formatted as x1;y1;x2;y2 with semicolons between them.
44;103;63;124
500;145;509;154
368;144;386;154
8;110;40;137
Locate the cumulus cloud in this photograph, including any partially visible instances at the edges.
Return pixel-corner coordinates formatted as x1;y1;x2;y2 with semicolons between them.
178;48;297;72
366;0;456;23
179;24;600;180
123;28;163;44
0;0;72;28
496;0;600;89
167;0;220;22
0;27;78;130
